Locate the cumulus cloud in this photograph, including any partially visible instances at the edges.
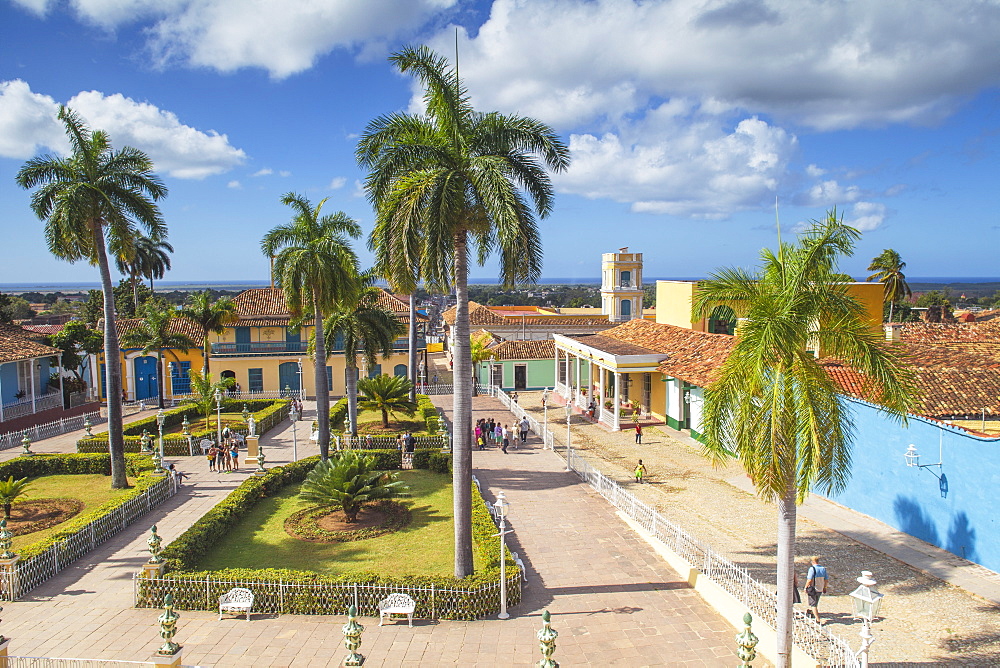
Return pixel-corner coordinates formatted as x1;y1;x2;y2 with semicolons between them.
797;180;865;207
47;0;456;78
227;180;241;188
329;177;346;190
252;168;273;177
431;0;1000;131
845;201;887;232
0;80;245;178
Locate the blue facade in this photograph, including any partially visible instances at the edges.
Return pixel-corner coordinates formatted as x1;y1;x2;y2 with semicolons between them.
0;362;19;404
827;397;1000;572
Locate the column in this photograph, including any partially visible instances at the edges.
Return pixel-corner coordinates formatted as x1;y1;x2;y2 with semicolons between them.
0;369;5;422
612;372;621;431
30;358;37;414
598;367;605;423
575;356;582;407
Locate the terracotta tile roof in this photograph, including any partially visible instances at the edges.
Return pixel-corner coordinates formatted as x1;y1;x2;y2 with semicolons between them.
443;301;609;327
896;321;1000;344
236;318;292;327
233;288;288;316
488;339;555;361
562;333;662;357
901;343;1000;368
442;301;507;327
472;329;503;346
599;319;736;387
20;324;65;335
0;323;61;364
112;317;204;343
520;315;613;326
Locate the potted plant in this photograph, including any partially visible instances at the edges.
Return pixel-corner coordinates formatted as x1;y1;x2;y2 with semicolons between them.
604;399;613;410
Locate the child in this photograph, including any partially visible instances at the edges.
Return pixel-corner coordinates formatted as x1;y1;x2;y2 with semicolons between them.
634;459;646;484
477;435;485;450
207;445;218;472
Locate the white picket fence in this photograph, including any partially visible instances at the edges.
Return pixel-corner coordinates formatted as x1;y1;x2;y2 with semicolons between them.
487;384;861;668
1;658;173;668
0;411;105;450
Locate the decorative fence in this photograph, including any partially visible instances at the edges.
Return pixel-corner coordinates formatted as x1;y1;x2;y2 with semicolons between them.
488;384;861;668
416;384;454;396
1;658;170;668
134;571;521;621
0;411;104;451
0;392;63;421
332;434;448;449
0;475;178;601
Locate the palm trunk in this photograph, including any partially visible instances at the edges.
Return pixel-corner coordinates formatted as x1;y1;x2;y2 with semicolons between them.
408;293;417;402
888;301;895;323
202;333;210;376
775;483;797;668
381;407;390;429
452;231;474;578
314;293;331;461
346;356;359;438
95;224;128;489
131;272;139;311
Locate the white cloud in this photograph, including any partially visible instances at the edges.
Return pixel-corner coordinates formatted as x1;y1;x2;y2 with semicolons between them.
0;80;246;179
805;164;826;178
431;0;1000;131
9;0;52;16
278;170;291;177
352;179;365;198
329;177;346;190
557;112;797;218
227;180;241;189
845;202;887;232
252;168;273;177
798;180;864;207
61;0;457;78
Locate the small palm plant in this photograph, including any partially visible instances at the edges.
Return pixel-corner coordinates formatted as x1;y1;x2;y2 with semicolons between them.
357;374;417;429
299;452;409;523
185;370;234;430
0;476;31;521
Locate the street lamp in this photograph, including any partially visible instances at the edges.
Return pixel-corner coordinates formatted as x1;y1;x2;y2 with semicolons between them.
289;403;300;462
848;571;884;668
564;399;572;471
156;409;166;475
296;358;304;402
903;444;943;479
493;491;512;620
541;388;550;449
214;388;223;450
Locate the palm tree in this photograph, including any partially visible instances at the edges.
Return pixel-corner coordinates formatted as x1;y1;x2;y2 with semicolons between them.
16;107;167;489
120;302;196;409
693;211;917;667
358;46;569;577
185;370;234;430
299;451;409;523
358;374;418;429
867;249;911;323
0;476;31;521
323;272;405;436
135;234;173;292
261;193;360;461
470;332;495;396
178;291;238;375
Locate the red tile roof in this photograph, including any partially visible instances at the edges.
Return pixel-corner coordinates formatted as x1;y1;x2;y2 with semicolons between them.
896;321;1000;344
20;324;65;336
442;301;508;327
233;287;420;321
111;317;204;342
562;333;662;357
488;339;555;361
0;323;62;364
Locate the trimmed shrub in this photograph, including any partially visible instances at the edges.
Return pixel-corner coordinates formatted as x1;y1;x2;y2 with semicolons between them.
428;452;452;475
329;397;349;429
411;448;435;470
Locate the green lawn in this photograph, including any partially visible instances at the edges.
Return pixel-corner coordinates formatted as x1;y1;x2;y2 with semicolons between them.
194;469;477;576
12;474;135;549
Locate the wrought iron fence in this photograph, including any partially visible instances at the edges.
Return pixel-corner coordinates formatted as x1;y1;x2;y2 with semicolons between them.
0;475;178;601
417;384;454;396
0;393;64;421
0;411;104;450
333;434;448;449
134;570;522;621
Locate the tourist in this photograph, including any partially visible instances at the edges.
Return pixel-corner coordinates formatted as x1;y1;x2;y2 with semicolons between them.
805;556;829;624
207;444;218;472
230;443;240;471
634;459;646;484
403;431;416;465
635;422;642;444
588;400;596;419
217;443;230;472
519;416;529;444
474;420;482;445
432;373;439;385
500;425;509;454
166;463;189;486
494;421;503;445
511;391;518;404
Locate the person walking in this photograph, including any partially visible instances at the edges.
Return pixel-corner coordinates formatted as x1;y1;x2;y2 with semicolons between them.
805;556;829;624
634;459;646;484
519;416;529;445
500;424;510;454
494;421;503;446
635;422;642;444
230;443;240;471
403;430;416;467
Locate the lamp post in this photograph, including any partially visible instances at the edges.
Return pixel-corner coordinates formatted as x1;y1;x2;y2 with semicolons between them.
848;571;884;668
296;358;304;402
541;388;550;449
156;409;166;475
493;491;512;620
181;416;190;437
214;388;223;450
564;399;572;471
289;403;300;462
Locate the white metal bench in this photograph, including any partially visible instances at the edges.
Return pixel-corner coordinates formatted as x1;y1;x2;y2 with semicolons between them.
378;592;416;627
218;587;254;621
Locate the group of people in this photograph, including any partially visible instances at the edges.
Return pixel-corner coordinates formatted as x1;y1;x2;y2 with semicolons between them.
396;431;417;466
207;430;242;473
474;416;531;454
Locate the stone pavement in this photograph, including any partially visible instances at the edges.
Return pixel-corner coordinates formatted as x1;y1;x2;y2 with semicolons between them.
0;396;747;666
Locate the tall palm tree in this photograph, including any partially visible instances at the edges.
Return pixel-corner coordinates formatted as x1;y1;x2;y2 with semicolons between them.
120;302;196;409
185;369;234;430
16;107;167;489
178;290;238;374
323;273;405;437
867;249;911;323
136;234;173;291
261;193;360;461
693;211;917;667
358;46;569;577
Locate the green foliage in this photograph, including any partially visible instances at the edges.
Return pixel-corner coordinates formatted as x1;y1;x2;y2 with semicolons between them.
1;295;36;321
177;291;237;374
329;397;349;429
427;452;452;475
299;451;409;522
0;476;31;520
357;374;417;428
184;370;235;429
867;248;912;322
48;322;103;380
915;289;952;307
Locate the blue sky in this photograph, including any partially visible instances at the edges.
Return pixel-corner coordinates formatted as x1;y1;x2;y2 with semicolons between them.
2;0;999;285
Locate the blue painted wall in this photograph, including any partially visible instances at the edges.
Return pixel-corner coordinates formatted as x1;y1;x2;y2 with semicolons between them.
827;397;1000;572
0;362;18;404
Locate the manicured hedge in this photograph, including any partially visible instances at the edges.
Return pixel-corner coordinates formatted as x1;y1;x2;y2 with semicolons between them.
428;452;452;475
146;455;519;619
329;394;441;435
329;397;349;429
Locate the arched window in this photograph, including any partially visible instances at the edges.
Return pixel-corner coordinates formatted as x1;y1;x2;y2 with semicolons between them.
708;305;736;335
620;299;632;318
620;270;631;287
368;364;382;379
393;364;407;377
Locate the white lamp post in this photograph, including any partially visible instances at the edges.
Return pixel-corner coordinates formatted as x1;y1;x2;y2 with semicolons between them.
564;399;572;471
156;409;166;475
290;403;300;462
296;358;304;402
848;571;884;668
541;388;550;449
214;388;223;449
493;491;512;620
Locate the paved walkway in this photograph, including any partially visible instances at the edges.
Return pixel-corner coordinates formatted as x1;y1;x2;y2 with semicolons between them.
0;396;745;666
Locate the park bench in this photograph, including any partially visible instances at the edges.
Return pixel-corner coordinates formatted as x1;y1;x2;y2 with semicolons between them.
218;587;254;621
378;592;416;627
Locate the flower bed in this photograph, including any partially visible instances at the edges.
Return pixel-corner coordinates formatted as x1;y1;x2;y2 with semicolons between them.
136;455;520;619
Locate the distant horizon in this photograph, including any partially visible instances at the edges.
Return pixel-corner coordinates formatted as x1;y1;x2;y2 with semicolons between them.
3;276;1000;293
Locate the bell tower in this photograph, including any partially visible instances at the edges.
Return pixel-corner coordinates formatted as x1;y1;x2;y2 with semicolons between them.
601;247;643;322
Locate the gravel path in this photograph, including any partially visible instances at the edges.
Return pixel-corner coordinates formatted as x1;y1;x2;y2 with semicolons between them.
510;392;1000;666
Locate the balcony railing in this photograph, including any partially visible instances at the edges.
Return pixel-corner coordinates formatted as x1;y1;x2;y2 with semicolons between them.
1;392;63;421
211;341;309;355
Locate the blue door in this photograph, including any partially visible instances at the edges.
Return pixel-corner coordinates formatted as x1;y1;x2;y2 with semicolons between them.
278;361;300;396
133;356;158;400
285;327;302;352
235;327;251;353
